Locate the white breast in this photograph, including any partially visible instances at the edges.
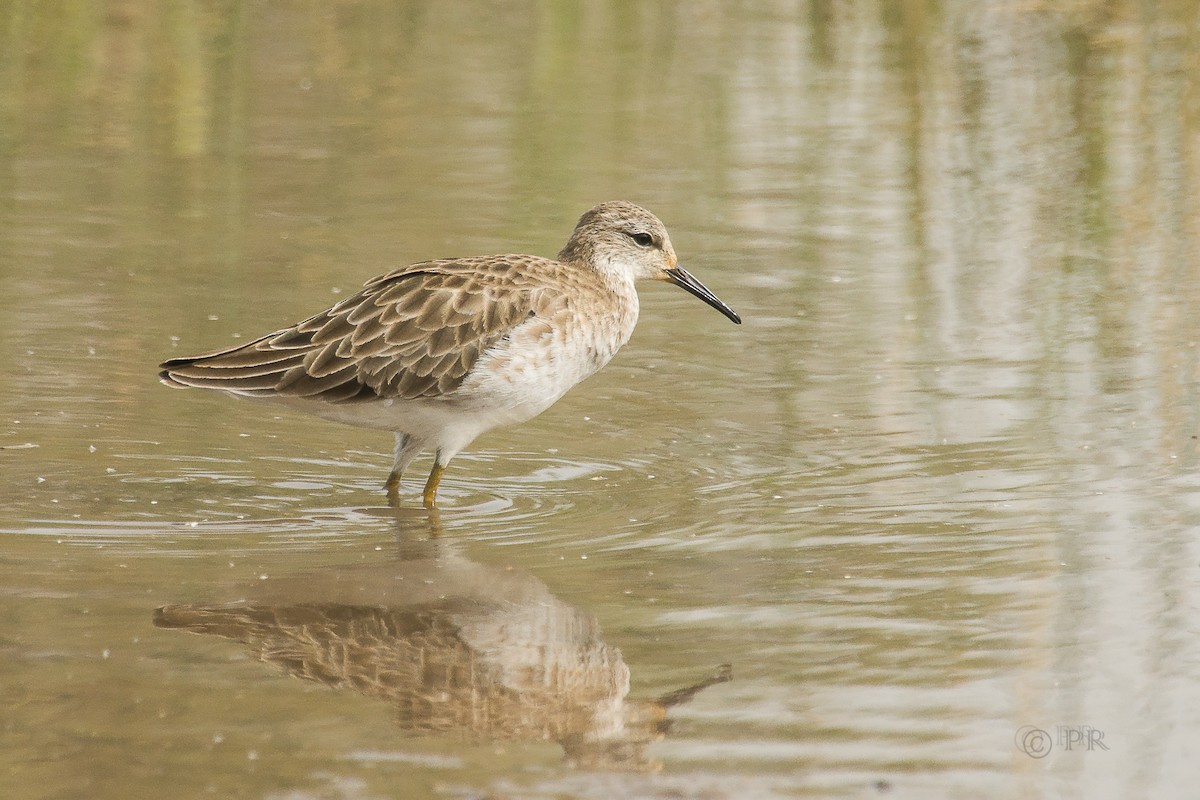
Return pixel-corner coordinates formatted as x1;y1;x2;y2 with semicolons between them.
453;281;640;428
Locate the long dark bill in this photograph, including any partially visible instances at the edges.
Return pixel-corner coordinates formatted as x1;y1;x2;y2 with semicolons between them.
665;266;742;324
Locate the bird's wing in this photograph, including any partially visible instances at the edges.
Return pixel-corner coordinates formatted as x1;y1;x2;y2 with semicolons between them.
159;257;551;402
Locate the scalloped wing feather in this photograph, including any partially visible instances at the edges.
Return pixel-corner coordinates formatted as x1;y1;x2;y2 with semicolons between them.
159;257;555;402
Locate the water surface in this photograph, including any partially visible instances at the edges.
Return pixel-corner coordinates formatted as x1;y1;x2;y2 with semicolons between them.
2;2;1199;799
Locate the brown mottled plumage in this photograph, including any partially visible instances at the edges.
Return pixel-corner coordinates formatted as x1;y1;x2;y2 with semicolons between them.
160;201;741;507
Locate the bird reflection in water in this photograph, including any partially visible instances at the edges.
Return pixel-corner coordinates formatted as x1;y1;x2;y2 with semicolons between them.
153;521;731;771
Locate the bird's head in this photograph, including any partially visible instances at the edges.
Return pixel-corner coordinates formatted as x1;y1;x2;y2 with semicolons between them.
558;201;742;324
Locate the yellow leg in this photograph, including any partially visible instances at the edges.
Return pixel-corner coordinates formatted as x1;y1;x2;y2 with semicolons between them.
422;462;446;509
384;470;402;505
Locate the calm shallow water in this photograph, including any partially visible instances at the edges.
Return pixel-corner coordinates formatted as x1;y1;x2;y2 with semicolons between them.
3;2;1200;799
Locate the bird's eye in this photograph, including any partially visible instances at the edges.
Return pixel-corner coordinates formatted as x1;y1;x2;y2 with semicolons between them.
629;232;655;247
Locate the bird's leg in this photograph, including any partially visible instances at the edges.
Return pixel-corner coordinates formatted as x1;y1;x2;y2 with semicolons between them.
385;433;417;504
384;469;402;505
422;454;446;509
